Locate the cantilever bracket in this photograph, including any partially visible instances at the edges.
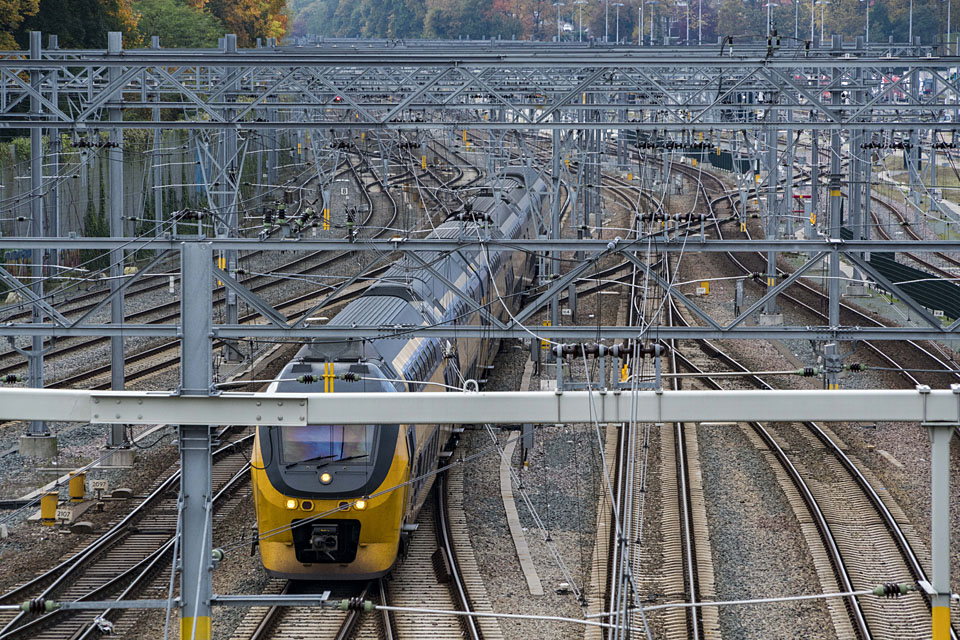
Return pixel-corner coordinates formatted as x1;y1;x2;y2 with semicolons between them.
6;335;57;357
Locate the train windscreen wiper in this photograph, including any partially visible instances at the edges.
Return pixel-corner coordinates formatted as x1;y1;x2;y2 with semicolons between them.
316;454;369;469
285;453;340;469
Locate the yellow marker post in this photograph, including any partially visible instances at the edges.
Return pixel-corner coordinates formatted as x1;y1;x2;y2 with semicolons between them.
360;132;365;142
180;617;211;640
810;212;817;225
40;491;58;526
621;364;629;382
323;362;335;393
740;221;747;232
767;276;776;288
691;159;697;167
323;208;330;231
462;130;467;143
541;321;550;350
830;189;842;197
933;607;950;640
627;173;633;181
700;281;710;295
216;256;225;286
421;155;427;170
69;472;86;503
297;142;302;156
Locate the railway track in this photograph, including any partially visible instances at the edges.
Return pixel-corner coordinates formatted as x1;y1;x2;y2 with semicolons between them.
667;160;960;388
667;294;954;639
0;428;254;639
229;466;490;640
0;155;389;378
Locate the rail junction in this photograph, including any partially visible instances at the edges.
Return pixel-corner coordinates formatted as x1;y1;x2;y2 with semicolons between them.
0;28;957;640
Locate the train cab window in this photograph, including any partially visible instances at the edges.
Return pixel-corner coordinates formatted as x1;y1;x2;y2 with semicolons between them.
281;424;376;466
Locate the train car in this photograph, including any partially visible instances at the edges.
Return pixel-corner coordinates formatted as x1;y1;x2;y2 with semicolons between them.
251;167;550;579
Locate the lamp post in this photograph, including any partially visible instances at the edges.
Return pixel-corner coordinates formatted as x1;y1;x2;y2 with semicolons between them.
575;0;587;42
605;0;609;42
639;4;643;44
811;0;816;43
554;1;565;40
948;0;953;54
648;0;658;45
765;1;775;38
816;0;830;42
860;0;869;43
795;0;800;39
613;2;624;42
909;0;914;43
698;0;702;45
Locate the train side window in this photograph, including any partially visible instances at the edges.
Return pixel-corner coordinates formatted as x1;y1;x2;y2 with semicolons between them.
406;430;416;468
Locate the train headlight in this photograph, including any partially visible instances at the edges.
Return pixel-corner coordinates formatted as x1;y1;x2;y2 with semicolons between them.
320;472;332;485
285;498;298;510
354;498;368;511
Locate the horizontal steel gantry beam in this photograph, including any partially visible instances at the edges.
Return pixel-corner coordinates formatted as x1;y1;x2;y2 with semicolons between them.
0;238;956;254
1;387;957;425
0;323;956;341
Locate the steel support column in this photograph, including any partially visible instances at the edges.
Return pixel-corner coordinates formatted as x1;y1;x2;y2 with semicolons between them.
107;32;127;448
152;36;163;237
764;106;779;316
926;422;954;640
27;31;46;439
828;37;843;331
178;241;214;640
221;34;242;362
550;115;562;358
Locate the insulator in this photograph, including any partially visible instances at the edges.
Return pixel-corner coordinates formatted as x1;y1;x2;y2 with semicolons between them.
340;372;360;382
846;363;865;372
876;582;908;598
24;598;50;614
800;367;818;377
3;374;22;383
297;374;317;383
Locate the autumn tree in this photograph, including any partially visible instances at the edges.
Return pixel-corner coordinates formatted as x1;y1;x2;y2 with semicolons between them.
204;0;287;45
0;0;38;49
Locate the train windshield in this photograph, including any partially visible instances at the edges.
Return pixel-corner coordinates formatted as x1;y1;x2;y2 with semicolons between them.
280;424;376;466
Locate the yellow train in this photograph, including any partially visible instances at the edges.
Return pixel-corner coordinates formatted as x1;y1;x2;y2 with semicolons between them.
251;167;549;579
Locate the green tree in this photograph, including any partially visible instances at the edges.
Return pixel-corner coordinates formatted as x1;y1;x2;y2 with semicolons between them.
81;180;109;272
135;0;224;46
16;0;136;48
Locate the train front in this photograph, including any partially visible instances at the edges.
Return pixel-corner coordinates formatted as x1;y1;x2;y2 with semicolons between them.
251;347;409;580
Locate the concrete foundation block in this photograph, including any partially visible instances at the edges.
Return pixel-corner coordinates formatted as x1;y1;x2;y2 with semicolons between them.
844;284;870;297
19;435;57;459
97;447;135;468
758;313;784;326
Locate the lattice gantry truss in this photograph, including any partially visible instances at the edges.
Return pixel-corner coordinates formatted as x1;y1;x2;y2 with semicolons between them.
0;39;958;131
